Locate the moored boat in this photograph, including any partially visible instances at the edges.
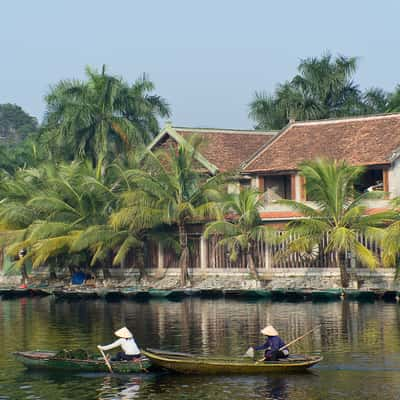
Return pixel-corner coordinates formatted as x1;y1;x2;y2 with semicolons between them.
13;350;151;373
142;348;322;374
344;289;377;301
311;289;342;301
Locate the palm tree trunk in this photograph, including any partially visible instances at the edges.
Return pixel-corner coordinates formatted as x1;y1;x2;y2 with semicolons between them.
178;223;190;287
246;245;259;280
336;251;349;288
21;263;28;285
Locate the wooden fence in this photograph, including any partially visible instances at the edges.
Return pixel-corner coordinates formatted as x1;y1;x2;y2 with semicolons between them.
144;232;383;270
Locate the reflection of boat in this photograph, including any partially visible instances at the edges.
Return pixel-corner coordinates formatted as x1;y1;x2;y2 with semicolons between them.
53;289;99;300
13;351;152;373
142;348;322;374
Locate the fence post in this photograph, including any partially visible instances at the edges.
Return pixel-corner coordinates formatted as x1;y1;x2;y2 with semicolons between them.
200;235;208;269
157;242;164;270
265;243;271;270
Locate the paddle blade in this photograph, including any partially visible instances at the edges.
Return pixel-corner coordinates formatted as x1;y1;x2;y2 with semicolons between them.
243;347;254;358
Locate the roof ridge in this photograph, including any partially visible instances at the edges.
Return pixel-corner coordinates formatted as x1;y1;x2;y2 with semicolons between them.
241;122;294;170
291;112;400;126
174;126;276;135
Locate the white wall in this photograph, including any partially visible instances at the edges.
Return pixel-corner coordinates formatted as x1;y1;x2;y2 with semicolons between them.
389;159;400;197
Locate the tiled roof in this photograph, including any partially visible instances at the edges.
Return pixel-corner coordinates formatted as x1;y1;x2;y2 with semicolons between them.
158;127;276;172
243;114;400;173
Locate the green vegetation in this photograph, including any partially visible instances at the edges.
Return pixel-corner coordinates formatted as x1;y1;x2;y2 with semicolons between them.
43;65;170;168
0;58;400;285
204;188;271;279
382;198;400;274
111;136;225;285
277;159;395;287
0;103;38;143
249;53;396;130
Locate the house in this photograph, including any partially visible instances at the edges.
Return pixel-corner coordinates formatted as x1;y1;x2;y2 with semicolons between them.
148;122;277;174
241;113;400;221
146;114;400;277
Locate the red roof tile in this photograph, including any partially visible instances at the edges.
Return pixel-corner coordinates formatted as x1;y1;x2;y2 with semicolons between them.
173;128;275;172
244;114;400;173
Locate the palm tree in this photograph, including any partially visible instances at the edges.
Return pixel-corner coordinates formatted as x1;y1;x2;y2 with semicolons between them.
278;159;394;287
111;137;224;286
381;198;400;274
249;53;374;130
204;188;271;279
0;161;132;278
44;65;170;168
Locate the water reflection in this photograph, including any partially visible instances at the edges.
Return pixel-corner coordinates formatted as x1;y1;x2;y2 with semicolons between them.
254;377;288;400
1;297;400;399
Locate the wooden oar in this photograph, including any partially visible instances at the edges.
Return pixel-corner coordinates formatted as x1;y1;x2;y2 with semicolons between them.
256;324;321;363
98;348;113;373
279;324;321;352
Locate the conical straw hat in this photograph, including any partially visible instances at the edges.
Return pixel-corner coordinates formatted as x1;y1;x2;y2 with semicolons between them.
261;325;278;336
114;327;133;339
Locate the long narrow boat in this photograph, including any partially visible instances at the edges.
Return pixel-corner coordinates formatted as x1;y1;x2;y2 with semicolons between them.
13;351;152;373
142;348;322;374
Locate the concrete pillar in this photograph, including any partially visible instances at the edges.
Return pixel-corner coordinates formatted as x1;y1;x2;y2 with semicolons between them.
294;174;303;202
265;243;271;270
200;235;208;269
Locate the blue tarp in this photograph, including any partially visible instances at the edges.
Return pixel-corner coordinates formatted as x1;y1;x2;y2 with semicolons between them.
71;271;86;285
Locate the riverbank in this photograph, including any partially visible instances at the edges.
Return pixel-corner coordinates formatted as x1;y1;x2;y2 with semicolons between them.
1;267;399;301
0;284;399;302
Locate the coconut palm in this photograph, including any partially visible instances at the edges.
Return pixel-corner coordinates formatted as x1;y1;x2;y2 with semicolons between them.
249;53;370;130
44;65;170;168
0;161;137;278
381;198;400;274
204;188;271;279
111;137;224;286
278;159;394;287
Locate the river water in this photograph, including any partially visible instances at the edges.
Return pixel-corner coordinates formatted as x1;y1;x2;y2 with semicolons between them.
1;296;400;399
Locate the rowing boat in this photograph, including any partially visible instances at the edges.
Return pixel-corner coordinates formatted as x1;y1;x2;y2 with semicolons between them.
142;348;322;374
13;351;152;373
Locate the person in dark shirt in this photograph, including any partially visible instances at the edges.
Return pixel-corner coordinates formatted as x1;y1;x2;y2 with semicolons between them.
253;325;289;361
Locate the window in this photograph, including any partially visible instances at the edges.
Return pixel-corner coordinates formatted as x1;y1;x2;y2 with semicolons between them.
263;175;292;202
355;169;384;193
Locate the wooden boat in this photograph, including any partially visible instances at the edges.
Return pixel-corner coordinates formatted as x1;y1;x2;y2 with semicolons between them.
199;288;224;298
254;289;272;298
223;289;266;299
148;289;173;298
344;289;377;301
142;348;322;374
13;351;152;373
311;289;342;301
122;289;150;301
53;289;99;300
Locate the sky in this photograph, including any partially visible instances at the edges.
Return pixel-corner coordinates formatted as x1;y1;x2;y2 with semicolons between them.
1;0;400;129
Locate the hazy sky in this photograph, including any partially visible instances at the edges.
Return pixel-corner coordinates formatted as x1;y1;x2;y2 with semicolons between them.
1;0;400;129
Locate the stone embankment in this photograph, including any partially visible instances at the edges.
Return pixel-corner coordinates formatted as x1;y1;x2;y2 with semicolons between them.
1;272;399;302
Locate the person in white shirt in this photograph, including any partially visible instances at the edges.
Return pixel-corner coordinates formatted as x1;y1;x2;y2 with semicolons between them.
97;327;141;361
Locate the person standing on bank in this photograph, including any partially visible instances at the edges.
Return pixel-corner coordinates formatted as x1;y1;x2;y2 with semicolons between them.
253;325;289;361
97;327;141;361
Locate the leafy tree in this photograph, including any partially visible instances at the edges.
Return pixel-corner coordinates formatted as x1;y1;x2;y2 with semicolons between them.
277;159;394;287
249;53;388;130
386;85;400;112
111;137;224;286
44;65;170;168
0;103;38;144
204;188;271;279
